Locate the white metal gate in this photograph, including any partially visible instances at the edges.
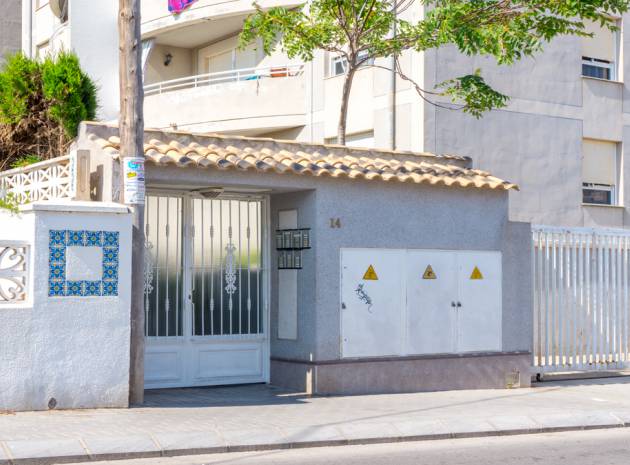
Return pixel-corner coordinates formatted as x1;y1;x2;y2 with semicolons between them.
143;193;269;388
533;226;630;373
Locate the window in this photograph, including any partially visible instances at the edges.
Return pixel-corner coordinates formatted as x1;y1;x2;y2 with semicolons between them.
329;51;374;77
326;131;375;147
36;41;50;59
582;57;614;80
582;139;620;205
582;19;619;80
583;183;615;205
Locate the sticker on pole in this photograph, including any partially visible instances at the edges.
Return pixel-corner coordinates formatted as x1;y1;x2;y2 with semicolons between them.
422;265;437;280
123;157;146;205
362;265;378;280
470;266;484;280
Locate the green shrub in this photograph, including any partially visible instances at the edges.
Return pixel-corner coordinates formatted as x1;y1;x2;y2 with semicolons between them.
0;54;42;125
0;51;98;170
42;52;98;138
10;154;42;169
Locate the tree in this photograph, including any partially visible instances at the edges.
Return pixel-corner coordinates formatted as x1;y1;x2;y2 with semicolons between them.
240;0;630;145
0;52;97;169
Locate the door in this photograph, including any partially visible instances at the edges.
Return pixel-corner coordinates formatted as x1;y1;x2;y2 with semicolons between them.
406;250;457;354
341;249;405;358
456;251;502;352
144;193;268;389
340;248;502;359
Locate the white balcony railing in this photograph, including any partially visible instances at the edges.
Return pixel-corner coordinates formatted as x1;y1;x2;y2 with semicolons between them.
0;151;90;204
144;63;305;96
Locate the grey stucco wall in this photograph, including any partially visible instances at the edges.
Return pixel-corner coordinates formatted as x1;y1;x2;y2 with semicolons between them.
269;191;318;361
312;177;528;361
432;108;584;227
145;166;532;364
423;23;630;230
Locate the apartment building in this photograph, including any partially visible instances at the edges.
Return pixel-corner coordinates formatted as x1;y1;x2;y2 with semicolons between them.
22;0;630;229
1;0;22;66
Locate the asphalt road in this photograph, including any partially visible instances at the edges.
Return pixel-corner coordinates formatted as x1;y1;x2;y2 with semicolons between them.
77;428;630;465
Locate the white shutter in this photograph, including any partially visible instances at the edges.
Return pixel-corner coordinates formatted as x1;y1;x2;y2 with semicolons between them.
207;50;233;73
582;139;617;185
582;20;616;62
345;131;375;148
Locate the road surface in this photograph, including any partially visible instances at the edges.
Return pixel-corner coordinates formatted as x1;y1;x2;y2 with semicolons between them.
74;428;630;465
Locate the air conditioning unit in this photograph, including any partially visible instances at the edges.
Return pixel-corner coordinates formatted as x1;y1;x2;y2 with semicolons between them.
50;0;69;22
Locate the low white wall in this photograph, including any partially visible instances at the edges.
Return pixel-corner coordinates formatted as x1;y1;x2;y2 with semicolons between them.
0;201;132;412
144;76;306;133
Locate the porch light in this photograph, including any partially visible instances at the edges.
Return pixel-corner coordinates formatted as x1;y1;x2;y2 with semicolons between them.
164;53;173;66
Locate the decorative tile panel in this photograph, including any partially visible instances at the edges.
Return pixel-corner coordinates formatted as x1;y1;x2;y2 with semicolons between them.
48;229;119;297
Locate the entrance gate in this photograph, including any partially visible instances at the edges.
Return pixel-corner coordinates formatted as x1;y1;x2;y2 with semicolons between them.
143;193;268;388
533;225;630;374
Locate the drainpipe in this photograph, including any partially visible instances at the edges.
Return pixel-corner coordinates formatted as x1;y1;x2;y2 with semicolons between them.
310;60;314;143
22;0;33;57
389;5;397;150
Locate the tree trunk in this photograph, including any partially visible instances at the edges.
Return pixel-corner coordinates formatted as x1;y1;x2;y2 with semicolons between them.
118;0;146;405
337;67;357;145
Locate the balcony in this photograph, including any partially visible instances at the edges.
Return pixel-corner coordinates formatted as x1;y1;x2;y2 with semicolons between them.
144;64;306;135
142;0;303;37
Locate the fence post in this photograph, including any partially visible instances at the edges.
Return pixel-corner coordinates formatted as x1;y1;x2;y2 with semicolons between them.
72;150;91;201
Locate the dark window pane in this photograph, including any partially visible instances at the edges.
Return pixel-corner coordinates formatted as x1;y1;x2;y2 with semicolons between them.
583;188;612;205
582;63;611;80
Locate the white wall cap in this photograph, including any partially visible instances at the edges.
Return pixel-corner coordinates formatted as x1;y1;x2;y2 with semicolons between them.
20;200;131;214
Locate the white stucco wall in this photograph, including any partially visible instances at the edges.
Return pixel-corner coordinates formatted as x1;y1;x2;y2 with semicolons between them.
144;75;306;133
0;201;132;412
1;0;21;66
69;0;119;121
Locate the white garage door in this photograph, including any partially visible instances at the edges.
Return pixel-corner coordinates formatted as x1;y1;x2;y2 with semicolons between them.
341;248;502;358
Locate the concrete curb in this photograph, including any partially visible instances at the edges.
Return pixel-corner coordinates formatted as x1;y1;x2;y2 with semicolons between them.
2;422;629;465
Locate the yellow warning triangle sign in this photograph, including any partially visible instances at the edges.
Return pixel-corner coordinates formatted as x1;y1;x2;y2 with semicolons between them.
422;265;437;280
470;266;484;280
363;265;379;280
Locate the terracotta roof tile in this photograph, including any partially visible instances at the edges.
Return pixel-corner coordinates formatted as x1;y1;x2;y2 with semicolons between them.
85;123;518;191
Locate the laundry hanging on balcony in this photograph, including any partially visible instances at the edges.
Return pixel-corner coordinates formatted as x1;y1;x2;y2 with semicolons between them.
168;0;196;14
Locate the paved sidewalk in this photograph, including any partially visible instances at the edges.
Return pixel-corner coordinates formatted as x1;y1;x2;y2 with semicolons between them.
2;378;630;464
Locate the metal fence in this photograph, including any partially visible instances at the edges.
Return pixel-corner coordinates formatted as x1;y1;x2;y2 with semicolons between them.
144;64;305;96
533;225;630;373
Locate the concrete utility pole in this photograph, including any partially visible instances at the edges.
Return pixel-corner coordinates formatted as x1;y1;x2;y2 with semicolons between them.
118;0;146;405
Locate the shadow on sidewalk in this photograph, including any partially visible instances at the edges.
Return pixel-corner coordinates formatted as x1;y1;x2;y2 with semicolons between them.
140;383;311;408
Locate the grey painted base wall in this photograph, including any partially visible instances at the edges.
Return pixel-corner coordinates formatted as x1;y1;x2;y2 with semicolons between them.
271;353;532;395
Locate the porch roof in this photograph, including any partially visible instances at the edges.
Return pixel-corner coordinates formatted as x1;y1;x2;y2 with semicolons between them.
83;122;518;191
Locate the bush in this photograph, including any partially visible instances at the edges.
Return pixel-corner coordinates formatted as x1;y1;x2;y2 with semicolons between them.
0;51;98;170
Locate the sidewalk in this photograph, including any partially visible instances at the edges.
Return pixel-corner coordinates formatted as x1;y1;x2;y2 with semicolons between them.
2;377;630;464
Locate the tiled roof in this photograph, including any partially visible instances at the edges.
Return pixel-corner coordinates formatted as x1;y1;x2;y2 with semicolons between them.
83;123;518;191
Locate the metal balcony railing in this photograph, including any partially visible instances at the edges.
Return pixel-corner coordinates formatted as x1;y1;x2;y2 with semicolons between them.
144;63;305;96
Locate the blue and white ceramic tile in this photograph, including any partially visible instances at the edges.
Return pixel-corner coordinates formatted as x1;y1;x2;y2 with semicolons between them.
48;229;120;297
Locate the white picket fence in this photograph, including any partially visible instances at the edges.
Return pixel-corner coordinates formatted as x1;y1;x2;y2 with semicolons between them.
533;225;630;373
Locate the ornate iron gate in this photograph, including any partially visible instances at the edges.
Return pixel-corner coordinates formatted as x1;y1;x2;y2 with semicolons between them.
144;193;268;388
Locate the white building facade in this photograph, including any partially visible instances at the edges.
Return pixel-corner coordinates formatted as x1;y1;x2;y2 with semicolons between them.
23;1;630;228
